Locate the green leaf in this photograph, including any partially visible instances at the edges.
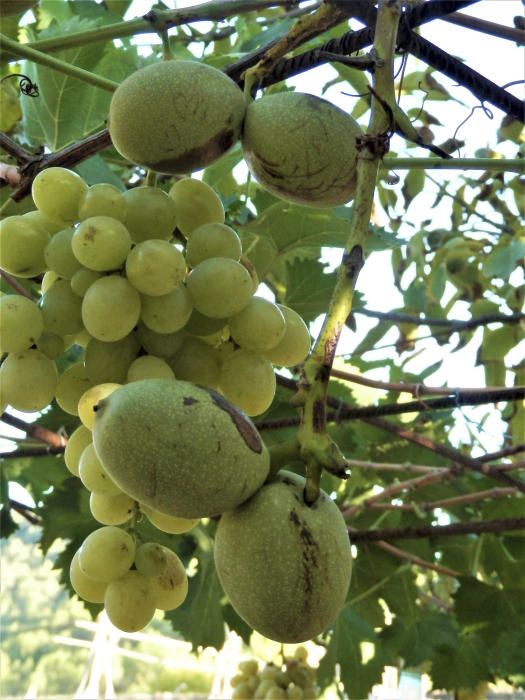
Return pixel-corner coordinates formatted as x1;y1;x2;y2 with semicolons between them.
39;477;94;553
380;612;459;667
482;239;525;279
453;577;525;630
282;259;337;323
74;155;127;190
402;168;426;208
431;630;492;690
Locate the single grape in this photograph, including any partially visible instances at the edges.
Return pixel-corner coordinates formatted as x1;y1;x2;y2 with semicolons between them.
32;167;88;222
232;683;254;700
267;688;286;700
78;443;120;495
150;547;188;611
72;216;131;272
140;285;192;334
84;334;141;385
286;686;304;700
23;210;65;236
123;186;177;243
134;542;168;578
136;323;184;359
289;667;310;688
72;327;92;348
0;349;58;412
125;239;186;296
263;306;311;367
44;227;83;279
0;295;44;354
78;382;121;430
168;178;224;237
239;660;259;676
78;183;127;222
187;258;253;318
167;336;220;388
219;349;276;416
126;355;175;382
78;526;135;583
36;331;66;359
39;278;84;335
240;256;259;294
231;674;249;689
82;275;141;342
69;550;107;604
255;681;279;699
141;504;199;534
104;570;157;633
229;297;286;353
184;309;227;337
0;215;49;277
41;270;59;293
55;362;93;416
90;491;134;525
64;424;92;476
186;222;242;267
70;268;103;297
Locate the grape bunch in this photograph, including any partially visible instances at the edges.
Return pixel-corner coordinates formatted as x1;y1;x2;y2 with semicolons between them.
231;648;319;699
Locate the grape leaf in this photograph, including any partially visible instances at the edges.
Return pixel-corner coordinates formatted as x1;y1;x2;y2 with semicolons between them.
282;259;337;323
431;630;492;690
380;611;459;667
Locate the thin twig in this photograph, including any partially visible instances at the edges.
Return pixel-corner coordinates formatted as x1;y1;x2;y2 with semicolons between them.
351;308;525;330
0;412;67;448
373;540;459;577
480;444;525;462
0;271;36;300
9;499;41;526
366;487;517;512
443;11;525;44
0;445;66;459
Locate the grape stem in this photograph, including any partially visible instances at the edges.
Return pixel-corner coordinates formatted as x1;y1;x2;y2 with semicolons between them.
293;0;403;504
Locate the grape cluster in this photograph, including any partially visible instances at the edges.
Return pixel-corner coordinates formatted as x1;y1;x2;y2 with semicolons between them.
231;648;319;699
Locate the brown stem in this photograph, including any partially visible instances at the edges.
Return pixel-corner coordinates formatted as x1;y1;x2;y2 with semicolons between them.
366;487;517;513
351;308;525;330
1;412;67;448
9;499;41;526
0;445;66;459
480;444;525;462
443;11;525;43
345;458;524;474
0;271;36;300
373;540;459;577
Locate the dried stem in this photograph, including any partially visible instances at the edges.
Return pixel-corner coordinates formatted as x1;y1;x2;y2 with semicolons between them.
373;540;459;578
366;487;517;513
1;412;67;448
349;517;525;542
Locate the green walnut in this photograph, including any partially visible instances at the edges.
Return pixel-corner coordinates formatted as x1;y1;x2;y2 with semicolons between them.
0;1;37;16
214;471;352;643
241;92;363;207
92;379;270;518
108;60;246;174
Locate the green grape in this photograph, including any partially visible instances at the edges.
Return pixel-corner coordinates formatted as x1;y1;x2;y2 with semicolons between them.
78;382;121;430
123;186;177;243
64;424;91;476
260;667;280;683
301;685;318;700
263;306;311;367
23;210;65;236
187;258;253;318
150;547;188;611
215;339;235;365
126;355;175;382
78;443;120;495
275;671;292;689
231;674;249;689
90;490;134;525
239;660;259;676
266;688;286;700
0;215;49;277
141;504;199;534
104;570;157;633
184;309;226;337
136;323;184;358
140;285;192;334
134;542;168;578
36;331;66;359
0;349;58;412
255;681;278;699
286;686;304;700
186;222;242;267
240;256;259;294
78;526;135;583
39;278;83;335
44;227;82;279
70;268;103;297
32;167;88;222
229;297;286;353
0;295;44;354
168;178;224;237
125;239;186;296
232;684;253;700
82;275;141;342
72;327;91;347
219;349;276;416
69;550;107;604
84;333;141;384
72;216;131;271
55;362;93;415
167;336;220;388
289;667;310;689
41;270;59;293
293;647;308;663
78;183;127;222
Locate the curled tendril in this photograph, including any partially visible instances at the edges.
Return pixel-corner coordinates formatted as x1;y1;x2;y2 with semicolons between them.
0;73;39;97
453;103;494;157
410;82;430;124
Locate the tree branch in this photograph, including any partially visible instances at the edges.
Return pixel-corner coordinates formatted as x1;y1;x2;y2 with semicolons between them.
349;517;525;542
0;271;35;300
0;413;67;448
365;486;518;513
443;11;525;44
373;539;460;577
0;445;65;459
9;498;41;526
480;444;525;462
351;308;525;330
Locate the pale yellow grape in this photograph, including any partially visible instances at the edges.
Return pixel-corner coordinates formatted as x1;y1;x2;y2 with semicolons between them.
78;443;120;494
169;178;224;237
69;550;108;604
0;349;58;412
23;210;65;236
0;216;49;277
36;332;65;359
44;227;82;279
168;336;220;388
186;222;241;267
39;279;83;335
229;297;286;353
126;355;175;382
32;167;88;222
78;383;121;430
231;674;249;689
260;667;280;683
72;216;131;271
78;183;127;222
64;424;91;476
301;685;318;700
104;570;157;632
187;258;253;318
255;681;278;699
140;285;192;334
219;349;276;416
294;647;309;663
141;504;199;534
184;309;226;337
134;542;168;578
41;270;58;293
82;275;141;342
84;334;140;384
240;256;259;294
239;660;259;676
79;526;135;583
232;684;253;700
150;546;188;611
70;268;102;297
90;491;135;525
268;689;287;700
248;677;260;692
55;362;93;415
286;685;304;700
124;186;177;243
125;239;186;296
136;323;184;358
214;339;235;366
263;306;311;367
0;295;44;354
73;328;91;347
